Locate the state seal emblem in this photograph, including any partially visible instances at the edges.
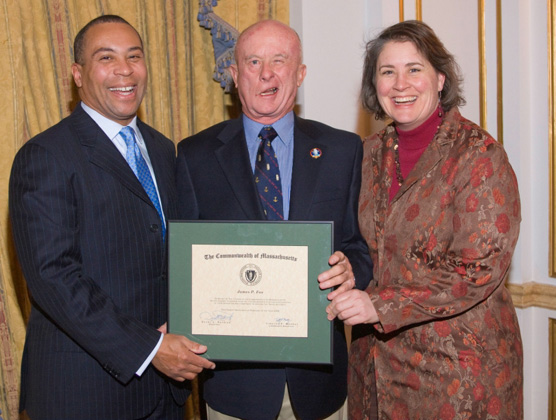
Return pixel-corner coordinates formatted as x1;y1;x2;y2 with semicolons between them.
240;264;263;286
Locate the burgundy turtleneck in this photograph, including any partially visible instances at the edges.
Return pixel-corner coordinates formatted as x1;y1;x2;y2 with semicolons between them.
389;106;443;203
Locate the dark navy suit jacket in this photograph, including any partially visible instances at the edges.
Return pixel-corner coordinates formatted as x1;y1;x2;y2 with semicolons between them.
9;104;186;419
176;115;372;420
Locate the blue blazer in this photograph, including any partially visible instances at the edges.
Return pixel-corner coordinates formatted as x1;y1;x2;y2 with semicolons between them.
9;104;187;419
176;115;372;420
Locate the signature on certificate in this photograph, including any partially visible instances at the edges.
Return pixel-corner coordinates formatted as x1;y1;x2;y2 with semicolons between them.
200;311;234;321
275;318;291;323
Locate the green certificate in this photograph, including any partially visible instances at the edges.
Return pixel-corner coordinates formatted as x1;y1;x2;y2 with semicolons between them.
168;220;333;364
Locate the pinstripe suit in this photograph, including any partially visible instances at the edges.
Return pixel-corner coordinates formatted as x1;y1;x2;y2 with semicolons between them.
9;104;187;419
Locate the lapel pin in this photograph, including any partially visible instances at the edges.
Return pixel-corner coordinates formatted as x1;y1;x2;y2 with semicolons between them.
309;148;322;159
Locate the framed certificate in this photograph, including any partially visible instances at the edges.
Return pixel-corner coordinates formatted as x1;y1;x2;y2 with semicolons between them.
168;220;333;364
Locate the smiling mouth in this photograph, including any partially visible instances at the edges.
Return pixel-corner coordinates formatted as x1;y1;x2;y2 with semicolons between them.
394;96;417;104
260;87;278;96
110;86;135;95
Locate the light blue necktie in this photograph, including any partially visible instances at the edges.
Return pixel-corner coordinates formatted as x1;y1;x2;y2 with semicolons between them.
120;126;166;241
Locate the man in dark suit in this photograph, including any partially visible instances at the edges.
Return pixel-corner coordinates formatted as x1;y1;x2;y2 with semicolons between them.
176;20;372;420
9;15;214;420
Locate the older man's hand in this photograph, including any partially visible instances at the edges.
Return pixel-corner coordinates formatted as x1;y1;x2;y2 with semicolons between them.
317;251;356;301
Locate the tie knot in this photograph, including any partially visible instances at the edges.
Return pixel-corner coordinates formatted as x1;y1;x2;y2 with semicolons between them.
259;126;278;143
120;126;136;146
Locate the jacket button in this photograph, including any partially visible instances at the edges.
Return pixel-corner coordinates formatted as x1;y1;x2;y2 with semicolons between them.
150;224;159;233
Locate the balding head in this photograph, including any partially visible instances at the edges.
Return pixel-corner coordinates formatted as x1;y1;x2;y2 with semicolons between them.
230;20;306;125
235;20;303;64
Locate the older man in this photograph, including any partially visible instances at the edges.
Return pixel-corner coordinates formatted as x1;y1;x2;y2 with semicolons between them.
176;20;372;420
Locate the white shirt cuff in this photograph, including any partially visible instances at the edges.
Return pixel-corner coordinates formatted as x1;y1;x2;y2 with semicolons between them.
136;332;163;376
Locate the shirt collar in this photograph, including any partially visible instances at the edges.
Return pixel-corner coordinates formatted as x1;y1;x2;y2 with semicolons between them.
80;102;140;143
242;111;294;147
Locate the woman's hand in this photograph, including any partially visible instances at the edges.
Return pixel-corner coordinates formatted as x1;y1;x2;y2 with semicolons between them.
326;290;379;325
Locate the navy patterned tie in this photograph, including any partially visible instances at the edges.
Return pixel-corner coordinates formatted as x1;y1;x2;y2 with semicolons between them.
120;126;166;240
254;126;283;220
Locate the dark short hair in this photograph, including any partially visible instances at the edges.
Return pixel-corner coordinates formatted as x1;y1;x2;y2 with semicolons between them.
361;20;465;119
73;15;142;65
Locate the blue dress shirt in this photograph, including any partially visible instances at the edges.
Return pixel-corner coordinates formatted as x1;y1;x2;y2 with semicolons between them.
243;112;294;220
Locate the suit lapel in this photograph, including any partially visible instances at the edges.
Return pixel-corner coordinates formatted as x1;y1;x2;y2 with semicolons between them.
70;106;153;207
289;117;327;221
214;120;265;219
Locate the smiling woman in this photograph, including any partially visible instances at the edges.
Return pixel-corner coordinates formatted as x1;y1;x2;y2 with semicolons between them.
327;20;523;419
375;41;445;131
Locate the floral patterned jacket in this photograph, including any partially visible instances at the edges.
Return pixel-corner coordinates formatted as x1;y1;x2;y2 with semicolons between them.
350;108;523;420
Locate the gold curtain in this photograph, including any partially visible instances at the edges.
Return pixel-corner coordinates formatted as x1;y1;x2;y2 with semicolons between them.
0;1;288;419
